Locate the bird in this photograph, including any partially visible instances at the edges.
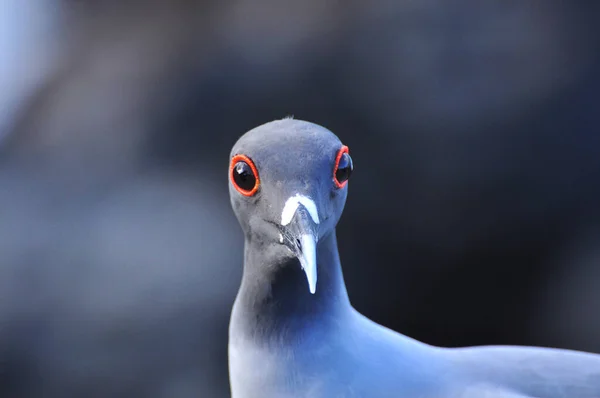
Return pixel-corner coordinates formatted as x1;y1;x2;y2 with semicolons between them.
227;118;600;398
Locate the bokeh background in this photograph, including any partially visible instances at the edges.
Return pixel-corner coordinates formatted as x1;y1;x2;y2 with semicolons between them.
1;1;600;396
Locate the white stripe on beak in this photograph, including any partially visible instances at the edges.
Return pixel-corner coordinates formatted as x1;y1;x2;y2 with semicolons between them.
281;194;320;226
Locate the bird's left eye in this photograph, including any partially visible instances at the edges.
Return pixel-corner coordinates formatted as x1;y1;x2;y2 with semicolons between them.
333;145;352;188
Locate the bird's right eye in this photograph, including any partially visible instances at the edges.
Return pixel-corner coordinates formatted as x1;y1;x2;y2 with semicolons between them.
231;154;260;196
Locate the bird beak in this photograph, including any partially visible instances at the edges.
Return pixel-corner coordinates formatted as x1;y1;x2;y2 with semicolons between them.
297;232;318;294
281;197;320;294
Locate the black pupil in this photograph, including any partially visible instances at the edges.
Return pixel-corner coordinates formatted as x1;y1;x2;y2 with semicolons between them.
233;161;256;191
336;153;353;184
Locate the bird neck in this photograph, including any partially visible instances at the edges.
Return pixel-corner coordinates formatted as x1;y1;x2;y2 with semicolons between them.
232;231;351;341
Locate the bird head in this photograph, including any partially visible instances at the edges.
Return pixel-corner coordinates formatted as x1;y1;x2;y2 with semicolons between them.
228;118;353;294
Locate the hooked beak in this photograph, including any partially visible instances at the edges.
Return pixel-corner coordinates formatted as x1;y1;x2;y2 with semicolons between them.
280;196;320;294
297;233;317;294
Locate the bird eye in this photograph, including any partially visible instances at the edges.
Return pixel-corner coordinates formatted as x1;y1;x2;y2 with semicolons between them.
333;145;352;188
230;154;260;196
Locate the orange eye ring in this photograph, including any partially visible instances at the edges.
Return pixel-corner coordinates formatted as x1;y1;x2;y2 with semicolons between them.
333;145;351;188
230;154;260;196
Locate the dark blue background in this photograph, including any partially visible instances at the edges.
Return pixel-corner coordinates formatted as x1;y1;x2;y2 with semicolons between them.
1;1;599;396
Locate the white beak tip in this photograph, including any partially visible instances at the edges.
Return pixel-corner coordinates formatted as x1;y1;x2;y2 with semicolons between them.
299;234;318;295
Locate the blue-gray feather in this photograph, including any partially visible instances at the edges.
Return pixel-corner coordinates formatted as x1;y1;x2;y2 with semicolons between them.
228;119;600;398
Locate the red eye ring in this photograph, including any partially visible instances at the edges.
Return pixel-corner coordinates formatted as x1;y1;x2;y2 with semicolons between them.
333;145;350;188
230;154;260;196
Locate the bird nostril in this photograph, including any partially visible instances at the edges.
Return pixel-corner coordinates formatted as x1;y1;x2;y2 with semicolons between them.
296;238;302;249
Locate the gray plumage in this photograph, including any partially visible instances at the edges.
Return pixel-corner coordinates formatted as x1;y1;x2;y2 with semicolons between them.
227;119;600;398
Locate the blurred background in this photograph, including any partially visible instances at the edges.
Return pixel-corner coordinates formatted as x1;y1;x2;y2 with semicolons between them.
1;0;600;396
